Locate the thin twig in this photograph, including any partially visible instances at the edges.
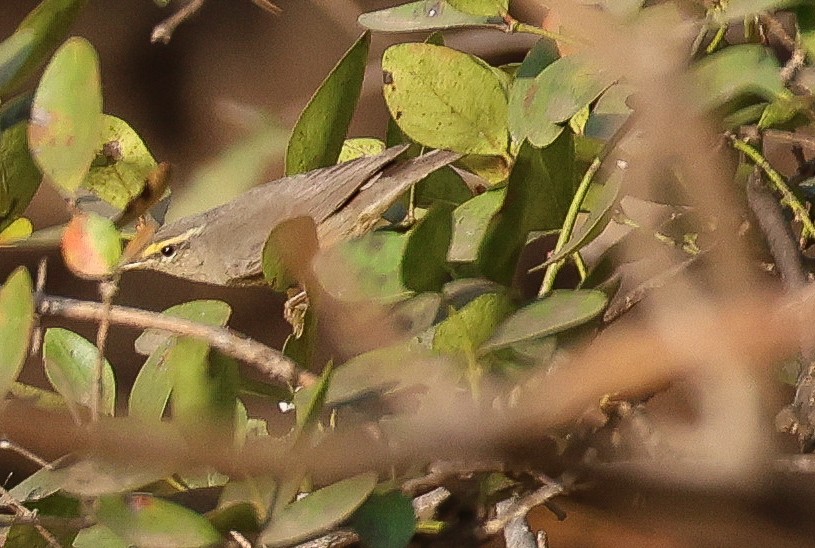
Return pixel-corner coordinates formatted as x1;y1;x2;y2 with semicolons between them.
481;481;564;537
0;485;60;547
0;438;49;468
92;280;118;422
34;293;315;388
539;157;603;297
151;0;206;44
30;258;48;356
497;495;537;548
746;168;807;289
729;136;815;242
759;13;805;84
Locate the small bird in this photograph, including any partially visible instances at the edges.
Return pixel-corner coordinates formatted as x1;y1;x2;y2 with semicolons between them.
122;145;462;286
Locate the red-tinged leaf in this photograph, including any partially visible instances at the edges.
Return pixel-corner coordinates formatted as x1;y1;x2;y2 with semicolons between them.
61;211;122;279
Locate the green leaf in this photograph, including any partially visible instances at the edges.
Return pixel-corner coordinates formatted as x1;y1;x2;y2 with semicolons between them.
43;328;116;416
0;267;34;400
73;525;130;548
480;289;607;352
382;43;509;156
82;115;159;210
12;455;172;500
129;300;231;423
214;475;278;527
0;121;41;233
0;0;89;97
535;169;622;269
173;346;239;437
0;217;33;243
477;134;576;285
797;5;815;60
447;0;507;16
432;292;513;358
456;153;511;185
757;94;809;129
358;0;505;33
414;166;472;208
128;337;176;423
584;83;634;141
509;53;614;148
352;490;416;548
326;343;454;406
285;31;371;175
0;91;33;132
448;188;505;263
313;231;410;302
28;36;103;193
258;472;378;547
97;493;221;548
402;203;454;292
691;45;787;112
338;137;386;162
293;361;333;438
388;292;443;337
134;300;231;355
262;216;318;291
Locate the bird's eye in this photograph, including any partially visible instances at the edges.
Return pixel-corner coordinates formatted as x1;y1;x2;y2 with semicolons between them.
160;245;176;258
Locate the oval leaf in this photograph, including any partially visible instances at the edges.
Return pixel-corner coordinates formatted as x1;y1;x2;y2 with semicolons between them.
82;115;159;210
0;267;34;399
382;43;509;156
0;121;41;233
286;32;371;175
447;0;507;16
0;0;88;97
691;44;786;112
258;472;378;547
481;289;607;352
448;188;505;263
352;490;416;548
313;231;410;302
28;36;102;193
509;54;615;147
43;327;116;415
402;202;454;292
73;525;130;548
97;493;221;548
477;133;575;285
61;211;123;279
359;0;505;32
130;299;232;423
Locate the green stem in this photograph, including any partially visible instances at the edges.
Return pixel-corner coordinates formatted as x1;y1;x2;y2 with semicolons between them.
539;157;602;297
729;136;815;241
705;23;728;54
574;252;588;282
503;15;584;46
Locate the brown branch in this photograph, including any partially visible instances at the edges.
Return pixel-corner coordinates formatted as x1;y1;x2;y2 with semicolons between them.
151;0;206;44
481;481;565;537
34;293;315;388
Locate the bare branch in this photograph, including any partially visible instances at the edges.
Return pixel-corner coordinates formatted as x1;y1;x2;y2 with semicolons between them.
34;293;315;388
151;0;206;44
